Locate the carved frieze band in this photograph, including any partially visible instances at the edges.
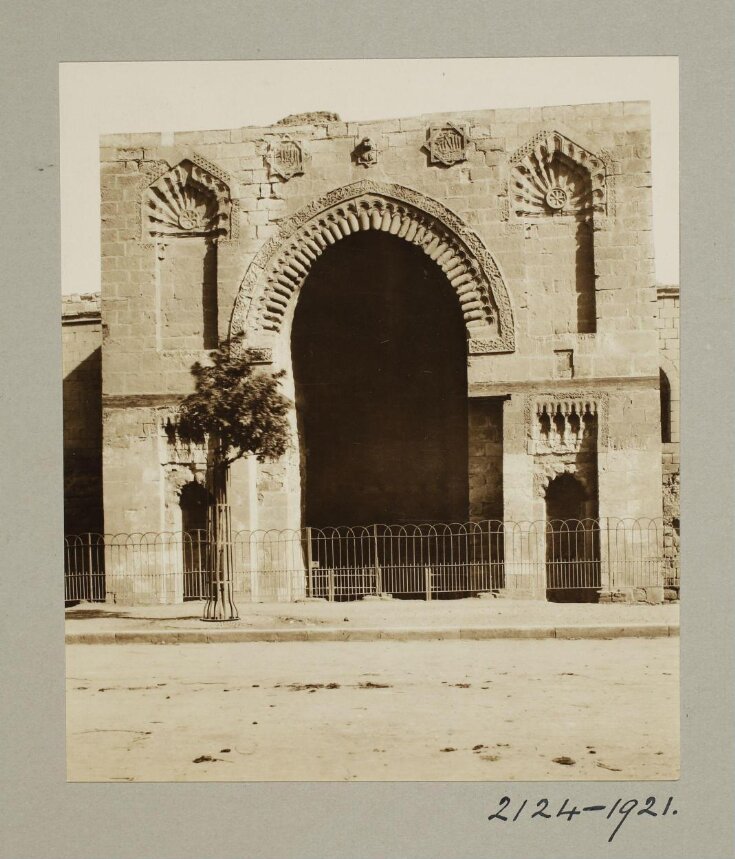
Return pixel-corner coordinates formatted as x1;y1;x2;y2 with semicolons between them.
245;347;274;365
230;180;516;357
159;413;208;467
524;391;609;455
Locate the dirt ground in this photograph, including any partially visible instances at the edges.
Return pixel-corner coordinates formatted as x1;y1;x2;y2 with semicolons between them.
66;638;679;782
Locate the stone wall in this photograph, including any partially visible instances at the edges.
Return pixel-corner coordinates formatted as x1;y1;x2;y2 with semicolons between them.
62;294;103;534
656;286;680;595
99;101;663;544
88;101;677;603
468;398;504;521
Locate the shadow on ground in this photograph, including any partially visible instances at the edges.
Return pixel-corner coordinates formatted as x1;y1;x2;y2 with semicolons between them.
66;609;207;621
66;609;132;619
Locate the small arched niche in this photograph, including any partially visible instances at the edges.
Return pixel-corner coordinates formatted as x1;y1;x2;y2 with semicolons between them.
544;473;600;603
660;368;672;443
180;481;209;600
145;158;232;351
510;131;607;336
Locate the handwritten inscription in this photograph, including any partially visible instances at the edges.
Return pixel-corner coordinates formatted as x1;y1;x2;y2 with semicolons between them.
488;795;678;843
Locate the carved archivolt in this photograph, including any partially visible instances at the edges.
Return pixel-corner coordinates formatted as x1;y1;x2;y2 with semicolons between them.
163;463;205;500
144;156;233;240
533;459;596;499
230;180;515;355
509;131;610;222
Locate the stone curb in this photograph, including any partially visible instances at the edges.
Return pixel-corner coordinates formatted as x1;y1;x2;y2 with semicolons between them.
65;624;679;645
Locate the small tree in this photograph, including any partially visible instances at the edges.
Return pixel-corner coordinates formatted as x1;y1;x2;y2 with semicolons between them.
176;338;290;620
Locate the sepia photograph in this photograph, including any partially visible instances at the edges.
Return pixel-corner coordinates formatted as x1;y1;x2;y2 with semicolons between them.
61;57;680;783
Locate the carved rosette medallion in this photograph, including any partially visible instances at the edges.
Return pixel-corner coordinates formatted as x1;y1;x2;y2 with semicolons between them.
425;123;470;166
544;187;568;210
353;137;379;168
266;137;306;180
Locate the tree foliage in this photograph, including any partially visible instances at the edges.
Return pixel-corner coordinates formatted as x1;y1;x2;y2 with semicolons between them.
176;338;291;465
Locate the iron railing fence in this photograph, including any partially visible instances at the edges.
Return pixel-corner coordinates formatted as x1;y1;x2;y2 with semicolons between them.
64;518;676;605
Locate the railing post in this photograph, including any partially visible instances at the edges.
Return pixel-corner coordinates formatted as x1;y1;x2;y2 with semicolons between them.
373;523;382;595
470;526;479;594
489;521;502;591
424;566;432;601
306;527;313;598
328;567;335;602
87;535;94;602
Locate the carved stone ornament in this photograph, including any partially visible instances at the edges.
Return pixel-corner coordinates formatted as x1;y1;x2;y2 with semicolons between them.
524;392;609;454
353;136;379;168
145;159;232;239
425;123;470;166
229;180;516;356
265;137;306;180
245;347;273;365
163;464;198;505
545;187;568;210
508;130;609;221
159;413;208;467
533;459;596;499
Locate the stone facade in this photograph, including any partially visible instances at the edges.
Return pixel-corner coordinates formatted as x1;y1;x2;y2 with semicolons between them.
62;100;678;602
62;294;103;534
656;285;680;597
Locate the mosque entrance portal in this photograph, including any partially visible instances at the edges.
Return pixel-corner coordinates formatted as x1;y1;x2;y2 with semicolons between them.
292;230;469;530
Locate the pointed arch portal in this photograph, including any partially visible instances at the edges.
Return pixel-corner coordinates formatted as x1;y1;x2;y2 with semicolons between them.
292;229;469;528
229;181;517;529
230;180;515;355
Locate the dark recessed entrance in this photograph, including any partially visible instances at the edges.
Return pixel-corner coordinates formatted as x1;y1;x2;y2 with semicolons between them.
292;230;468;529
545;473;600;603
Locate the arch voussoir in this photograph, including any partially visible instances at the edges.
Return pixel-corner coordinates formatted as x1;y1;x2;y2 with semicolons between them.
230;180;516;355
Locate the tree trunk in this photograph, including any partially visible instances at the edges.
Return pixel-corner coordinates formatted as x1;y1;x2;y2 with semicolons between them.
203;441;239;621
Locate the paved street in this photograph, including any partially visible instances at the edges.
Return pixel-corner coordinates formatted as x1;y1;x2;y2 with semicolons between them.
66;638;678;782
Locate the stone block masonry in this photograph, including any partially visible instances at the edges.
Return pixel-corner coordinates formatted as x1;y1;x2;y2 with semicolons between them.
63;294;103;535
67;100;676;604
468;398;504;521
656;286;680;597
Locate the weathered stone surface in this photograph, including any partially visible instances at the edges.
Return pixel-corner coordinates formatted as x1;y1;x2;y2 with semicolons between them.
275;111;340;126
62;102;678;603
656;285;680;586
63;294;103;534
